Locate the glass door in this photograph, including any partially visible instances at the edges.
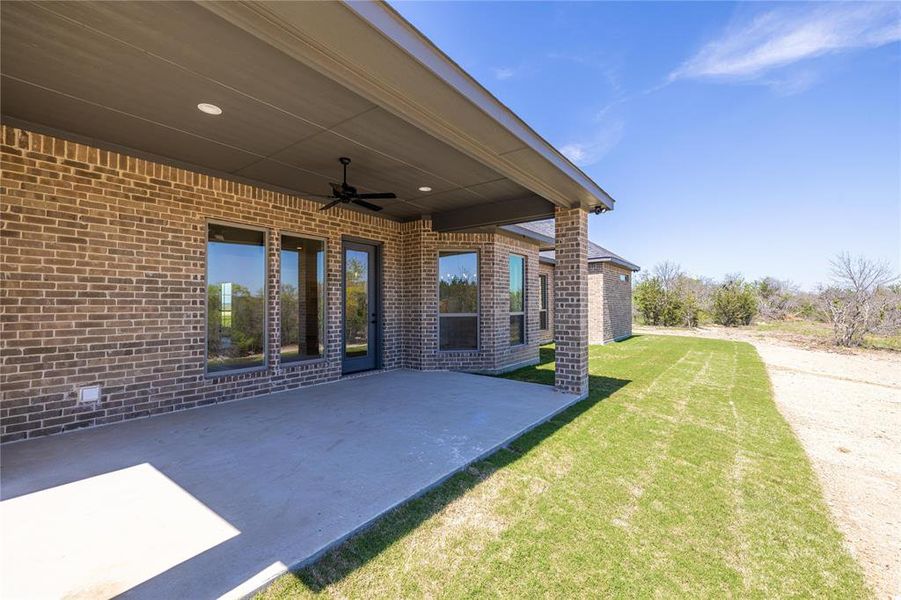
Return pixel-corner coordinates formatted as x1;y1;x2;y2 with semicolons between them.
342;241;378;373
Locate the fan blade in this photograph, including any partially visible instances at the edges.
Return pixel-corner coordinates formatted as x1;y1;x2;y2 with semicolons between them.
318;199;342;211
351;198;384;212
356;192;396;200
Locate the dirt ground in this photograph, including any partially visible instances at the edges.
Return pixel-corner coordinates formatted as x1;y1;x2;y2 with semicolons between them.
636;326;901;599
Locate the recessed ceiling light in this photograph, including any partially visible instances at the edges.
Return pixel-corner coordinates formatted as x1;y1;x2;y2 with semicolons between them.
197;103;222;115
418;186;432;192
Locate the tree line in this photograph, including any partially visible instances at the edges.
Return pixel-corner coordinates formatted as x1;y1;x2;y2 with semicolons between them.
207;283;266;360
633;253;900;347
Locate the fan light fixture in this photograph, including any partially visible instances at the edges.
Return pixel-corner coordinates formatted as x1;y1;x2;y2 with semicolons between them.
197;103;223;115
418;186;432;192
317;157;396;212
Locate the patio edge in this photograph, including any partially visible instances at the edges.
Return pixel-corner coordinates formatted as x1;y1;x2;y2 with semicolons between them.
229;380;586;599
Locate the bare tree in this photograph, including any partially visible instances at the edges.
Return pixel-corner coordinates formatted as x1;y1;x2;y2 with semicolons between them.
819;252;896;346
875;283;901;335
652;261;683;292
755;277;799;320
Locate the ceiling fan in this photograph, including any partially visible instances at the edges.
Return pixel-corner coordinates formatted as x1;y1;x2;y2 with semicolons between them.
317;157;396;212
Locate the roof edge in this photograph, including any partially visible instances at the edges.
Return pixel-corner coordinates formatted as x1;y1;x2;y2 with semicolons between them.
352;1;615;211
589;256;641;272
201;1;614;211
500;223;556;249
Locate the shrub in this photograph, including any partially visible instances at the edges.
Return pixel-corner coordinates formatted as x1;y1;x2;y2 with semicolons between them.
634;277;666;325
755;277;797;320
679;290;702;328
819;253;896;346
794;293;822;320
633;263;701;327
874;284;901;336
712;275;757;326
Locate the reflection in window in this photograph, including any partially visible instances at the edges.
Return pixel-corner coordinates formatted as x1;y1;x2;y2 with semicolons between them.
345;249;369;358
280;235;325;363
207;223;266;373
539;274;549;331
439;251;478;350
509;254;525;345
220;282;232;327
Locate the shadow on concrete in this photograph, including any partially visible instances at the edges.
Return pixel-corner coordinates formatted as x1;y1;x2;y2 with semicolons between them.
287;348;630;593
2;368;610;599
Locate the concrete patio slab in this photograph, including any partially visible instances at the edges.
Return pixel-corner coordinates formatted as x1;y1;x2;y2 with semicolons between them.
0;369;581;599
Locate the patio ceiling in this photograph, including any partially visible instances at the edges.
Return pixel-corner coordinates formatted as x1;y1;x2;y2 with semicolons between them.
0;1;614;230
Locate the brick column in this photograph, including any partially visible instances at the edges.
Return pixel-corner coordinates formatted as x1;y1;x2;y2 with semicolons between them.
268;230;282;370
554;206;589;398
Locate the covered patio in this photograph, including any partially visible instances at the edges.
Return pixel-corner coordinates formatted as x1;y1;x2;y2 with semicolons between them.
2;3;602;597
1;0;602;444
0;370;582;599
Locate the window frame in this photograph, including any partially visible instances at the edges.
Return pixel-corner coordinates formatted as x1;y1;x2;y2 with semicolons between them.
204;219;270;377
437;249;480;352
539;273;549;331
278;231;328;367
340;235;384;371
509;253;527;347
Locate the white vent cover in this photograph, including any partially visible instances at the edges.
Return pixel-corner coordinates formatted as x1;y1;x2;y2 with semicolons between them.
78;385;101;404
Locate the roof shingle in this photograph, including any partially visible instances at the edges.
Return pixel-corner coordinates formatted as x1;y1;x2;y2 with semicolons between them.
503;219;640;271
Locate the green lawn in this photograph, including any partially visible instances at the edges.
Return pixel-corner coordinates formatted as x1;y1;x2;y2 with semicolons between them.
260;335;869;599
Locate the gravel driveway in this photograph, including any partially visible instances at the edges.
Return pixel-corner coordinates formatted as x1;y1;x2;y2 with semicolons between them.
637;326;901;598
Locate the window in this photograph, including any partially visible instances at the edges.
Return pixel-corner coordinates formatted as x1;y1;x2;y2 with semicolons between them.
619;273;629;282
539;274;549;330
439;251;478;350
207;223;267;373
509;254;525;345
344;248;370;358
280;235;325;363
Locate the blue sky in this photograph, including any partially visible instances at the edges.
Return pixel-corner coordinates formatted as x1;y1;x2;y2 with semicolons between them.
208;242;266;294
392;1;901;289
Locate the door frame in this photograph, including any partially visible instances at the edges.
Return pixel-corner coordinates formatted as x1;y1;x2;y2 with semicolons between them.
341;237;382;374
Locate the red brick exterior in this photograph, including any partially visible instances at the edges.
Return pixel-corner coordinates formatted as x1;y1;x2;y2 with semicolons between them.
0;126;545;442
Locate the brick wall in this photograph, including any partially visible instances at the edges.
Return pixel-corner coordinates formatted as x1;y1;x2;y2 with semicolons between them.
587;262;604;344
401;219;541;373
603;263;634;341
552;207;588;398
0;125;540;442
537;261;555;345
587;261;633;343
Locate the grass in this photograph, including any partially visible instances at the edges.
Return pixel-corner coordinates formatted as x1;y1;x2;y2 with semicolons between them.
755;319;901;351
259;335;870;599
755;318;833;339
